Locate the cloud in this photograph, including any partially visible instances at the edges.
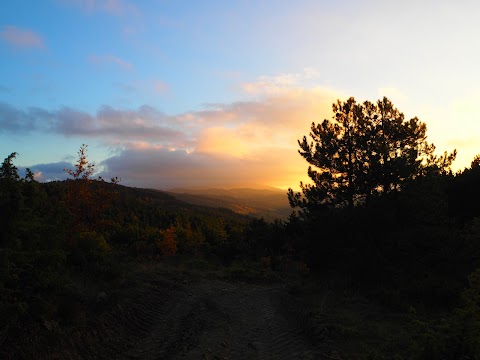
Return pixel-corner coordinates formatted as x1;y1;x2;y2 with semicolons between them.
89;54;134;70
191;87;342;160
241;68;321;95
0;102;42;133
0;26;45;49
94;82;340;189
92;106;186;143
99;145;306;190
18;162;71;182
0;72;342;189
0;103;189;148
0;85;338;156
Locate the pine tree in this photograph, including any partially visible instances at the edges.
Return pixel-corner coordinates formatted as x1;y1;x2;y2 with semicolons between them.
289;97;456;212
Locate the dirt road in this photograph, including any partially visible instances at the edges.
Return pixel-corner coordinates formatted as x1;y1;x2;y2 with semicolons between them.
113;276;340;360
5;275;341;359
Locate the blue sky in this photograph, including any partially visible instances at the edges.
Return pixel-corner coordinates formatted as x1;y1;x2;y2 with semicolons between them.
1;0;480;189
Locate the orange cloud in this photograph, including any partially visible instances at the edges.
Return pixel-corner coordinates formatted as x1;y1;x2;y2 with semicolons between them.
192;86;342;159
196;127;251;158
101;145;307;190
2;71;344;190
97;82;341;189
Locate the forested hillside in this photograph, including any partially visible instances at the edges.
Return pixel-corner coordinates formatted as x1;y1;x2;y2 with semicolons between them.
169;187;291;221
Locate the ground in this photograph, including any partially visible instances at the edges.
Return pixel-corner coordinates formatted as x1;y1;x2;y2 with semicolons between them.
7;268;342;359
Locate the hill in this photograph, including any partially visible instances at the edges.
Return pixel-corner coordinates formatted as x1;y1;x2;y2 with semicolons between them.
168;187;292;221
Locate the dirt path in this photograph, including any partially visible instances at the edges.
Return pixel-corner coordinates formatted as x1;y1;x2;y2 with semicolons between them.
4;275;341;359
114;277;340;360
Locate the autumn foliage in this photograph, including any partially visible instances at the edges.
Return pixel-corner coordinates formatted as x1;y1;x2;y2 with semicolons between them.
155;226;177;256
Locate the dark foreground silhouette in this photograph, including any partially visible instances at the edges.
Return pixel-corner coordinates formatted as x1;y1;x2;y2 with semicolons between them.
117;277;338;360
4;271;340;360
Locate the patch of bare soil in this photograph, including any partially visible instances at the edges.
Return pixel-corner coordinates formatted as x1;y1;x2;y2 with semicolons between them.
4;274;342;360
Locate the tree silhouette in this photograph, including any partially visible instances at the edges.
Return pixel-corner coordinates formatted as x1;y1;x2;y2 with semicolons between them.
0;153;38;248
0;153;20;180
448;154;480;221
288;97;456;211
65;145;95;180
64;144;119;234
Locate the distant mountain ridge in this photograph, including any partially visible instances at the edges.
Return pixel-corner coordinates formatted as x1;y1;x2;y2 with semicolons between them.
168;187;291;221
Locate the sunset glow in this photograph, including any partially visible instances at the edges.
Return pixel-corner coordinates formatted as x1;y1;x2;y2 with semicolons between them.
1;0;479;190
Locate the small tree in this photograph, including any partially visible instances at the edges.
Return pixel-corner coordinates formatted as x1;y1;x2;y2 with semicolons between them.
0;153;20;180
64;144;119;234
65;145;95;181
289;97;456;211
64;145;120;288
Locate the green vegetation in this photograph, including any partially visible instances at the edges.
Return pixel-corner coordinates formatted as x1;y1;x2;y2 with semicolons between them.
2;97;480;359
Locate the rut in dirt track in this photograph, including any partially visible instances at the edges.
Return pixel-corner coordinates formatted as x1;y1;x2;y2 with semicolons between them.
115;279;340;360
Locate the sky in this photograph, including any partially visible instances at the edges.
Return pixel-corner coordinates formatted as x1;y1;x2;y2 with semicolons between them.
1;0;480;190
